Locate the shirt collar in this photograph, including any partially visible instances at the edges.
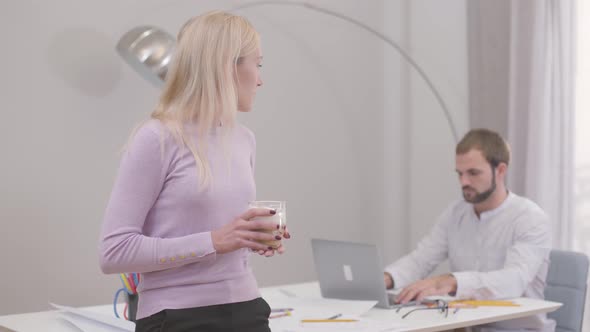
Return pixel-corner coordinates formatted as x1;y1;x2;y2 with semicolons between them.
477;191;514;221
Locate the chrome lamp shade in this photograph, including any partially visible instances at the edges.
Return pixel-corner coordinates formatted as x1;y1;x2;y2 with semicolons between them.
116;26;175;87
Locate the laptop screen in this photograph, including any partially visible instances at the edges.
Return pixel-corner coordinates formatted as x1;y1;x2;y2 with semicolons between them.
311;238;391;308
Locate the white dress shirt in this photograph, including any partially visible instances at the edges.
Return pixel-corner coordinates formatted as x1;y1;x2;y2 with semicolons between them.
385;192;555;332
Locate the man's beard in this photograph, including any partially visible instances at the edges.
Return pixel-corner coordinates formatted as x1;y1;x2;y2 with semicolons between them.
462;170;496;204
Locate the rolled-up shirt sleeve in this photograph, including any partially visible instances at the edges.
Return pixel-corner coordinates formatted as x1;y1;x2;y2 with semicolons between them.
385;205;455;289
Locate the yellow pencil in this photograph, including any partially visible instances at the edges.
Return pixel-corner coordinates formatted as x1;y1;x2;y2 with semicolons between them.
301;319;358;323
450;300;519;307
120;273;132;293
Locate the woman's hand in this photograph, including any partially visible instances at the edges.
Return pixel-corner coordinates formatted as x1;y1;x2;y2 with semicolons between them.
211;208;280;254
255;226;291;257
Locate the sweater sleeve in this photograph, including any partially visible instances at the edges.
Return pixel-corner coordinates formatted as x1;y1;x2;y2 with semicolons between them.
99;124;216;274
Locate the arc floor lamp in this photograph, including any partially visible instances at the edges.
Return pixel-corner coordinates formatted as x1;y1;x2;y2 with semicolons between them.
115;0;458;142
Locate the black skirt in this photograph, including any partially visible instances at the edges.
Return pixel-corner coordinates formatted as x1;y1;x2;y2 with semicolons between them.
135;297;271;332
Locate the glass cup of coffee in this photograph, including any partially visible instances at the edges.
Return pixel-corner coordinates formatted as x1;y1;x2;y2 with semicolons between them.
248;201;286;249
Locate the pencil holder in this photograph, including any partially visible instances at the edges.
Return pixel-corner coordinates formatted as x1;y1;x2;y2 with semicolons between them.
126;292;138;322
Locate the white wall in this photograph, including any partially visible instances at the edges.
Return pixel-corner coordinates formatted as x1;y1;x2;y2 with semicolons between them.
240;0;399;284
381;0;410;266
0;0;468;315
406;0;469;259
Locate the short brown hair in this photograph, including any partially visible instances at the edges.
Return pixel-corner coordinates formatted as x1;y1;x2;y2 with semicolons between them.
456;129;510;166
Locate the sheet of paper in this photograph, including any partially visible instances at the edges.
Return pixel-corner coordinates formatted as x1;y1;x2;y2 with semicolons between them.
265;296;377;318
263;297;405;332
271;315;407;332
300;320;407;332
50;303;134;332
59;312;124;332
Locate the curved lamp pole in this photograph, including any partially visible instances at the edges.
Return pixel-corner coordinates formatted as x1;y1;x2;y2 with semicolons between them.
116;0;459;142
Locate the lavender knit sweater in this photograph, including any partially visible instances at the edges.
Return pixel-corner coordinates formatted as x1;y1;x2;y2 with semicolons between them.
99;119;258;319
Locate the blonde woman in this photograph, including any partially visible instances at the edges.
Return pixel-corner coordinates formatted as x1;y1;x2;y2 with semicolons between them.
99;11;288;332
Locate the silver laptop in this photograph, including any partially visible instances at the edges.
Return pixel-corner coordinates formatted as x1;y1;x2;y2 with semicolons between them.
311;238;398;309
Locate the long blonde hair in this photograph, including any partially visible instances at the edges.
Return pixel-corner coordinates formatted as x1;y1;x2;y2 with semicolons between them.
151;11;259;189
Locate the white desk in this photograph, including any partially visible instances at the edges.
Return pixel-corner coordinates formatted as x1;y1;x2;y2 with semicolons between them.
263;282;562;332
0;281;562;332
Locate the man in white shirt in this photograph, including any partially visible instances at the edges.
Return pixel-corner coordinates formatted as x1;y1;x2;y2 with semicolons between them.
384;129;554;332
